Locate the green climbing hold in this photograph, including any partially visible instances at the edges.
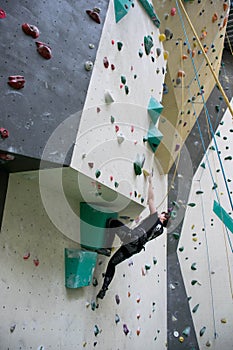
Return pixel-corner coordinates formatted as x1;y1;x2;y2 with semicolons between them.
114;181;119;188
178;246;184;252
117;41;123;51
191;280;198;285
216;131;221;137
94;325;100;336
110;115;115;123
121;75;126;85
95;170;101;178
191;262;197;270
212;183;218;190
138;0;160;28
145;264;151;270
133;153;145;176
188;203;196;207
125;85;129;95
147;123;163;153
182;326;191;337
144;35;154;55
141;197;144;204
192;303;200;313
215;105;220;112
173;232;180;240
147;96;163;124
153;257;157;265
209;146;215;151
200;162;206;169
172;201;180;209
196;190;203;195
114;0;132;23
199;326;206;336
225;156;232;160
170;211;177;219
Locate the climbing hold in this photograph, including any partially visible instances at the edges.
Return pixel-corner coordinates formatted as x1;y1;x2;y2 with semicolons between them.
111;63;115;70
23;252;30;260
209;145;215;151
206;340;212;347
164;28;173;40
121;75;126;85
136;295;141;303
182;54;188;60
0;8;6;18
94;325;100;336
182;326;191;337
156;47;161;57
199;326;206;336
178;246;184;252
147;96;163;124
22;23;40;38
33;258;39;267
86;8;101;24
191;263;197;270
175;144;180;152
117;41;123;51
159;33;166;42
212;13;218;23
200;162;206;169
92;277;98;287
103;57;109;68
144;35;154;55
0;128;9;139
177;70;185;78
136;327;141;336
115;314;120;324
171;7;176;16
147;124;163;153
223;3;229;11
35;41;52;59
138;0;160;27
117;132;125;144
110;116;115;124
125;85;129;95
188;203;196;207
115;125;120;132
173;232;180;240
95;170;101;178
192;304;200;313
104;91;114;104
138;48;143;57
10;324;16;333
145;264;151;270
88;162;94;168
196;190;203;195
191;280;198;285
114;181;119;188
123;323;129;335
212;183;218;190
163;51;169;59
91;300;97;311
89;43;95;49
179;336;184;343
85;61;94;71
221;318;227;323
115;294;120;304
143;169;150;177
224;156;232;160
153;257;157;265
134;153;145;176
8;75;25;89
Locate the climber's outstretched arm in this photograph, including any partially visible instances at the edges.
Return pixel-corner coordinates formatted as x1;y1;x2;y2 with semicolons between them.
147;175;157;215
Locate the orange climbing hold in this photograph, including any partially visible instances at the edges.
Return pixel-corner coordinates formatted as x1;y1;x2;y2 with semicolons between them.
212;13;218;23
223;3;229;11
177;70;185;78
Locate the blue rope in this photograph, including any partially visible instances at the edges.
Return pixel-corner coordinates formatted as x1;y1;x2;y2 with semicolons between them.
175;1;233;213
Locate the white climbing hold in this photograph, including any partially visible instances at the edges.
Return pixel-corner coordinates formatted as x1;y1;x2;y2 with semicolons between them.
104;90;115;104
117;132;125;144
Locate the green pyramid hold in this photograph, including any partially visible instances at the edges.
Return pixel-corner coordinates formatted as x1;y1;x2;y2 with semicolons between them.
114;0;132;23
148;96;163;124
147;123;163;153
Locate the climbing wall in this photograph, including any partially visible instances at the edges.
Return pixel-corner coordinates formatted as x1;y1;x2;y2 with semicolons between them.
152;0;230;173
70;0;167;206
0;168;168;349
177;100;233;349
0;0;109;172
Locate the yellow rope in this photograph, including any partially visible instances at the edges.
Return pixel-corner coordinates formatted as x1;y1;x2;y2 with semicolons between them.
177;0;233;119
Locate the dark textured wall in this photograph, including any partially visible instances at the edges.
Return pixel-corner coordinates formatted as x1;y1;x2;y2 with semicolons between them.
0;0;109;172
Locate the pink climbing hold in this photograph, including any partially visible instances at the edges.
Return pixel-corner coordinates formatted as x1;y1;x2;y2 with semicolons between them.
0;128;9;139
33;258;39;267
0;8;6;18
36;41;52;59
103;57;109;68
171;7;176;16
115;125;119;132
22;23;40;39
110;175;114;181
131;125;134;132
23;252;30;260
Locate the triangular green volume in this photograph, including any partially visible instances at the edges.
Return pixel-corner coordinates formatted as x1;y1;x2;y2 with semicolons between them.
147;123;163;153
148;96;163;124
114;0;132;23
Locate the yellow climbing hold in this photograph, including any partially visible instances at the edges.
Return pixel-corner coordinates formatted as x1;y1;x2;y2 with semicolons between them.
221;318;227;323
163;50;169;60
159;33;166;42
179;336;184;343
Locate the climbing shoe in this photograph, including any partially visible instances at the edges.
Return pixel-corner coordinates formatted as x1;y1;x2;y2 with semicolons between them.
96;288;107;300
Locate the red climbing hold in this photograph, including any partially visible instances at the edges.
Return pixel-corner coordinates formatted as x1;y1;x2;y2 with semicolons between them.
0;128;9;139
8;75;25;89
115;125;120;132
0;9;6;18
86;8;101;24
171;7;176;16
33;258;39;267
35;41;52;59
23;252;30;260
103;57;109;68
22;23;40;39
111;64;115;71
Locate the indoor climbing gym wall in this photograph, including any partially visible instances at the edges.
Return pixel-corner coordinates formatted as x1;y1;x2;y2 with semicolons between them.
177;100;233;349
152;0;230;173
0;0;170;349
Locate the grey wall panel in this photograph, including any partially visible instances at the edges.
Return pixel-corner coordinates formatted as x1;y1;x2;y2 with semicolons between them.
0;0;109;171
